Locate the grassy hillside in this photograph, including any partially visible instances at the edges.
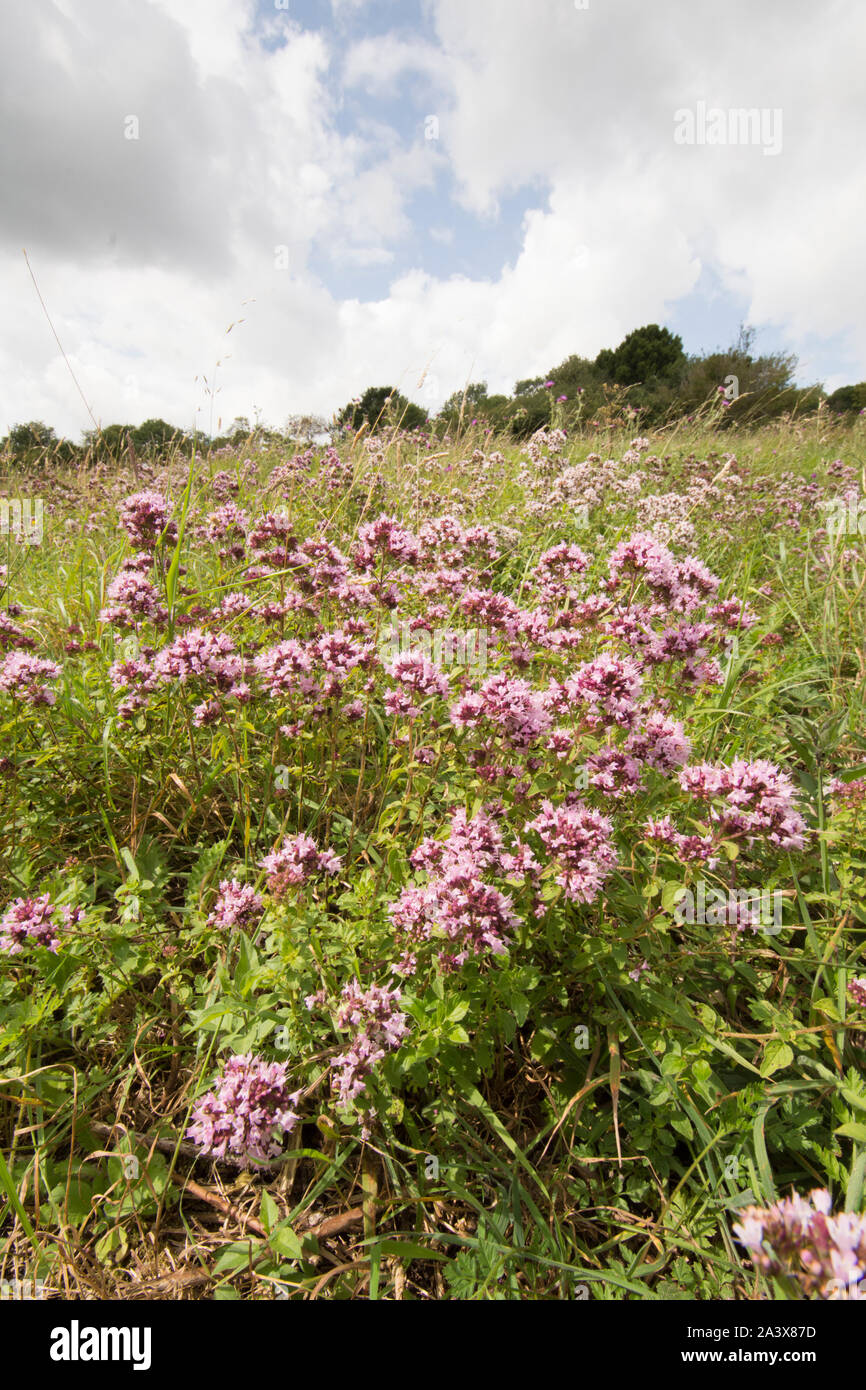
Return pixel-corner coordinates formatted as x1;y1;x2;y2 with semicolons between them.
1;411;865;1300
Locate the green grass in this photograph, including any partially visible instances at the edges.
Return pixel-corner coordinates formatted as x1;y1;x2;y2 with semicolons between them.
1;410;865;1300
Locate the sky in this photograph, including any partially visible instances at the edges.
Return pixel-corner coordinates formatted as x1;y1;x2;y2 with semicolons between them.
1;0;864;440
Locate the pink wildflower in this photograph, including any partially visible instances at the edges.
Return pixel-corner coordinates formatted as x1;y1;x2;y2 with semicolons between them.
1;894;66;953
0;650;61;705
331;979;410;1111
187;1053;300;1166
119;490;176;549
259;833;343;896
527;799;618;903
734;1190;866;1300
207;879;265;931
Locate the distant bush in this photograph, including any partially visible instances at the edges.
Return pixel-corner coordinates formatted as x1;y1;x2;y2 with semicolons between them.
337;386;428;434
826;382;866;415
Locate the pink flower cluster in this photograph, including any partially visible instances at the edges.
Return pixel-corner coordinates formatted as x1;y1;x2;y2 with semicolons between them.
827;777;866;810
353;516;419;571
206;879;265;931
417;515;499;567
849;977;866;1009
451;673;551;749
527;798;619;903
390;808;527;967
585;748;644;798
552;654;643;731
0;651;61;705
734;1189;866;1299
607;532;721;615
186;1053;301;1166
205;501;249;563
119;490;176;549
148;630;250;720
247;512;299;572
385;651;450;716
311;629;373;698
0;613;33;652
0;894;81;954
625;711;691;772
153;628;242;687
254;639;315;697
643;816;718;866
534;542;589;600
259;833;342;897
331;978;410;1113
100;567;167;628
677;759;808;851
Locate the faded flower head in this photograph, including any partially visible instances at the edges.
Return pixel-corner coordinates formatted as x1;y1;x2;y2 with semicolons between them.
734;1189;866;1299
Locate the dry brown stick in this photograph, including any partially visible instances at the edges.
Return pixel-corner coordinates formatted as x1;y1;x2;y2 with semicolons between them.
88;1121;367;1240
308;1206;365;1239
181;1177;268;1238
309;1257;370;1299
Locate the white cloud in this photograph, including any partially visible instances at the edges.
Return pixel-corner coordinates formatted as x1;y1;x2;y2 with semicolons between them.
2;0;865;439
342;35;452;93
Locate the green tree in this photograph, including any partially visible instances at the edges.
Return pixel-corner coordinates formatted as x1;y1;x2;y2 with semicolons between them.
513;375;547;398
596;324;686;386
5;421;58;455
826;382;866;415
439;382;490;418
82;423;133;458
677;326;802;424
132;418;187;455
337;386;427;434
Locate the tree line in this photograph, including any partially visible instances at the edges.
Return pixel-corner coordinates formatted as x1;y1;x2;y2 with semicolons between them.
3;324;865;463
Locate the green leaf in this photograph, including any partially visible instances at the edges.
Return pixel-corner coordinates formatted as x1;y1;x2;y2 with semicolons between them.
759;1041;793;1077
813;996;841;1021
835;1123;866;1143
845;1151;866;1212
269;1223;305;1261
752;1107;778;1204
213;1242;257;1274
509;992;530;1027
661;881;688;914
166;449;196;617
120;848;139;881
260;1190;279;1234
